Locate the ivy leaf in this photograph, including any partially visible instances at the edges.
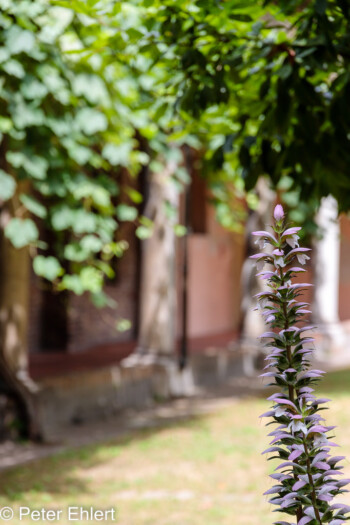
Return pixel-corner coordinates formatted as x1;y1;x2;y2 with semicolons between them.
125;188;143;204
80;235;103;253
72;210;97;234
64;243;89;262
21;77;48;100
80;267;103;293
6;26;36;55
116;204;138;222
33;255;63;280
5;218;39;248
19;194;47;218
51;206;74;230
71;181;111;209
72;74;108;104
116;318;132;332
91;291;116;308
0;117;13;133
136;225;153;239
174;224;187;237
60;274;85;295
6;151;48;180
0;170;16;201
3;59;25;78
102;142;133;166
75;108;108;135
38;6;74;44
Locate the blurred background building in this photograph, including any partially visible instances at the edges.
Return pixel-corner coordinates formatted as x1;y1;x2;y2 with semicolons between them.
1;172;347;441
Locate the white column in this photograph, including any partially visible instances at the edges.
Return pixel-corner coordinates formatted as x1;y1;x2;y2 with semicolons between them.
313;196;345;356
313;196;340;324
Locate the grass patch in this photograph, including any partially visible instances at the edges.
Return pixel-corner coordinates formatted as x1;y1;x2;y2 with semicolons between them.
1;369;350;524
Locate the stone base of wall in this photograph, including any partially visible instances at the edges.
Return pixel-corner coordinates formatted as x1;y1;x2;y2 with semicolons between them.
33;322;350;442
34;348;251;442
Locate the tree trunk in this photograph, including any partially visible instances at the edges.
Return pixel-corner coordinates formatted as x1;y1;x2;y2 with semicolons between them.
138;161;179;355
0;193;41;439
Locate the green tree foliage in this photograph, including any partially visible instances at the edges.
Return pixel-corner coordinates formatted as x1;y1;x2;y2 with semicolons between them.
0;0;152;298
137;0;350;215
74;0;350;230
3;0;350;296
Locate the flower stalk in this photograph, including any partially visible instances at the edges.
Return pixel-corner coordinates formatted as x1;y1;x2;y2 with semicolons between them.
252;205;350;525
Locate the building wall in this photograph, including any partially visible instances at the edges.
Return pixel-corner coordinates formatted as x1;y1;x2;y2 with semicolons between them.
177;201;245;339
186;232;243;338
28;220;139;354
68;221;139;353
28;201;350;355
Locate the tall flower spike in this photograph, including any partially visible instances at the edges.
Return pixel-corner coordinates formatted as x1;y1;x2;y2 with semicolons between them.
251;209;350;525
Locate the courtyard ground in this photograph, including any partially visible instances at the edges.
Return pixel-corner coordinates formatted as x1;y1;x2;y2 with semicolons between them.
1;369;350;525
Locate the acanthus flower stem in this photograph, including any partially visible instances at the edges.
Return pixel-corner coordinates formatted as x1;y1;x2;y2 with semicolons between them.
255;206;350;525
277;236;320;525
277;243;302;521
302;439;322;525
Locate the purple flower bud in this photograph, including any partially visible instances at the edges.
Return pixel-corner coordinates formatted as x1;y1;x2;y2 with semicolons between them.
252;230;277;242
298;517;312;525
293;479;307;491
289;449;303;461
282;227;302;236
273;204;284;221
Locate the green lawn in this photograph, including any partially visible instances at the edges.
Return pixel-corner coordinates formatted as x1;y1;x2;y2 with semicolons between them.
1;370;350;525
